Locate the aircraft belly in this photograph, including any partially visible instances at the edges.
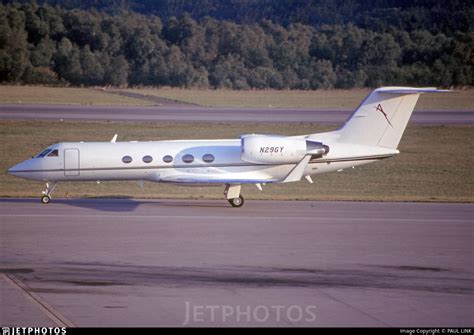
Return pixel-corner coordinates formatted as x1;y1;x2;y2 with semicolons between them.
9;170;52;181
18;160;378;183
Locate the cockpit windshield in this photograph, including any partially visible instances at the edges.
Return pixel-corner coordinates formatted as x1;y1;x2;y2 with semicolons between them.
35;149;51;158
47;149;58;157
35;149;59;158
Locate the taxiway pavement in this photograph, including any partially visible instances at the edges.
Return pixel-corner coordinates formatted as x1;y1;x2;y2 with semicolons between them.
0;198;472;327
0;104;472;124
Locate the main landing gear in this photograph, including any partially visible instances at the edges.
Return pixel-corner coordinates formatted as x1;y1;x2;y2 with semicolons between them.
228;195;244;208
41;182;57;204
224;184;244;208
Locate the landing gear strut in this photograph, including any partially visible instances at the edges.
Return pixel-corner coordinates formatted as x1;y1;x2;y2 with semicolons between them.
224;184;244;208
41;182;57;204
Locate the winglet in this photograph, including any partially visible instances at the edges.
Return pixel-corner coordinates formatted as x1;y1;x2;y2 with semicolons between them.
281;155;311;183
110;134;118;143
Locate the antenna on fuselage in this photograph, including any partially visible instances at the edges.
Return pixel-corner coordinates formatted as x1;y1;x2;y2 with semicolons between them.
110;134;118;143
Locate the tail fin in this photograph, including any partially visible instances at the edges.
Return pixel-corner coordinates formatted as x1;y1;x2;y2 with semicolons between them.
337;87;448;149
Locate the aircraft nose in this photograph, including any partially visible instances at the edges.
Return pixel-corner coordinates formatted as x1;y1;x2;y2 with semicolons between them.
7;160;29;176
7;162;22;175
7;158;45;181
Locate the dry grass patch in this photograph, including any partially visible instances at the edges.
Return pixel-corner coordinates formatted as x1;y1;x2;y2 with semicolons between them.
0;86;152;106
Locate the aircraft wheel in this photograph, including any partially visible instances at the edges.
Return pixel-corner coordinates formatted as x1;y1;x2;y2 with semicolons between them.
41;195;51;204
228;195;244;208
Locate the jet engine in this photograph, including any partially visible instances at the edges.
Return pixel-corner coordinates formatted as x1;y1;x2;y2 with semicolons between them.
240;134;329;164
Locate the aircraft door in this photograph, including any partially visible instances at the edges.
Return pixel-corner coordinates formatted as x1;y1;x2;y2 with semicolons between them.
64;148;80;176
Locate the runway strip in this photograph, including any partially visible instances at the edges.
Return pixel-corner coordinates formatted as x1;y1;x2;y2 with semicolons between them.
0;198;472;327
0;104;472;124
0;213;470;223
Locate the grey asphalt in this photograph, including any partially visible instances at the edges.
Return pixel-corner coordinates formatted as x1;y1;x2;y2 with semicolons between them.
0;104;472;124
0;198;472;327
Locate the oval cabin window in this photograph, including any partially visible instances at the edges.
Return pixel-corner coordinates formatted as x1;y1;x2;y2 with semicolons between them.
142;155;153;163
202;154;215;163
122;156;132;163
182;154;194;163
163;155;173;163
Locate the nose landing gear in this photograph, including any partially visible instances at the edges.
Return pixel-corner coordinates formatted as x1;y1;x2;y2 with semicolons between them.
41;195;51;204
41;182;57;204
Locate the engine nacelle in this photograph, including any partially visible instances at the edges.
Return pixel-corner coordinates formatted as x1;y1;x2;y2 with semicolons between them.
240;134;328;164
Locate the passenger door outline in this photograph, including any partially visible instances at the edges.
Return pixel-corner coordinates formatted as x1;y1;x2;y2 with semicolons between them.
64;148;80;176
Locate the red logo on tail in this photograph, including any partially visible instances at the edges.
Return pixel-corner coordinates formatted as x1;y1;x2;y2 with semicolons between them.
375;104;393;127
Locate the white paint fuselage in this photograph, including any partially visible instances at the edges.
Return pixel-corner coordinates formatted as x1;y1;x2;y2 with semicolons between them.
8;136;398;184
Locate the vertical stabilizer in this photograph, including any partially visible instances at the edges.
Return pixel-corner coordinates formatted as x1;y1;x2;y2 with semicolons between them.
337;87;448;149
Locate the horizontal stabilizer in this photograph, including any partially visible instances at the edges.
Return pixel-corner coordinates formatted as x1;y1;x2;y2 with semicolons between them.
373;87;451;94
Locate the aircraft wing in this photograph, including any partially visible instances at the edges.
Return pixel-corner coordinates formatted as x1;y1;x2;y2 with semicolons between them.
157;155;313;185
159;175;279;184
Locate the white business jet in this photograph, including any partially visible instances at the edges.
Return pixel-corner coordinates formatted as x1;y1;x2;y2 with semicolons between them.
7;87;446;207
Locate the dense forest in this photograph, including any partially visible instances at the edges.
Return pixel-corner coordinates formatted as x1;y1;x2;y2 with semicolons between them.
0;0;472;88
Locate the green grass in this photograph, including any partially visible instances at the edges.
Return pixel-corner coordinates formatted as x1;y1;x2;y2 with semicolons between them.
1;85;472;110
0;85;153;106
0;120;472;202
127;87;474;110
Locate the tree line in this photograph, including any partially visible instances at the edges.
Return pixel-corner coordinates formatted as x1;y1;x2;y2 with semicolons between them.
0;0;472;89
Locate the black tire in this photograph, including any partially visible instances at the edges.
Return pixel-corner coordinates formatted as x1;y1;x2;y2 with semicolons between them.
41;195;51;204
228;195;244;208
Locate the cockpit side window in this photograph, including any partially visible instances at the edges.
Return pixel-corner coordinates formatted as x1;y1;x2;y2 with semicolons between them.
47;149;59;157
36;149;51;158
